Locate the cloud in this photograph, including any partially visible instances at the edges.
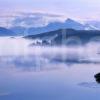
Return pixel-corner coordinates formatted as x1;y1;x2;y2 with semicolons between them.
9;12;65;28
0;0;100;20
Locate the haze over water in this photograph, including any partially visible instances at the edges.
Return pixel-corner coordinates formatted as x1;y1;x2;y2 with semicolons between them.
0;37;100;100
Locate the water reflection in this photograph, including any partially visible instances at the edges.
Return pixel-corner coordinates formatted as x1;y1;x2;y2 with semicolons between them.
0;37;100;100
78;82;100;88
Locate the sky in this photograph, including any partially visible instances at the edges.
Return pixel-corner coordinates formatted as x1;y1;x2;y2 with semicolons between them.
0;0;100;20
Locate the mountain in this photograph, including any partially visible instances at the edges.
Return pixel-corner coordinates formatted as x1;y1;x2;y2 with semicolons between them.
0;27;15;36
25;29;100;45
63;18;85;29
0;12;98;34
86;21;100;30
64;19;97;30
8;17;97;36
15;18;94;35
9;26;26;36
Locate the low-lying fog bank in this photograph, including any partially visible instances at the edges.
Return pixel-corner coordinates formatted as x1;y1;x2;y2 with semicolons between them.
0;37;100;100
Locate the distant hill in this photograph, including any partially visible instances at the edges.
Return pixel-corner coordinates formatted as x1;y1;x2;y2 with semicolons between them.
25;29;100;45
9;26;26;36
0;27;15;36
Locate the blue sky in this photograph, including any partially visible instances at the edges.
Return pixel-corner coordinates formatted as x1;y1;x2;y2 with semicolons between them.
0;0;100;20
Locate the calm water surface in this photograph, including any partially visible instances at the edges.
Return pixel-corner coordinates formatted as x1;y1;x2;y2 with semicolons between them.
0;37;100;100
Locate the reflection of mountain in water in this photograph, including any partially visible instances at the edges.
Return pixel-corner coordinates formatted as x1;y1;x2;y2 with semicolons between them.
1;47;100;72
0;56;63;72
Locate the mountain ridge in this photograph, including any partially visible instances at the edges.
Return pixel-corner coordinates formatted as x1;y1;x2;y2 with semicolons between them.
9;18;96;35
25;29;100;45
